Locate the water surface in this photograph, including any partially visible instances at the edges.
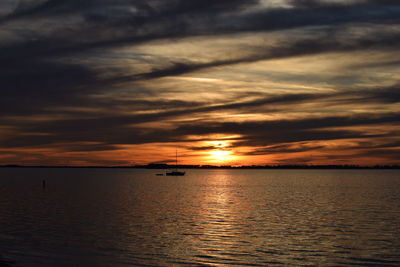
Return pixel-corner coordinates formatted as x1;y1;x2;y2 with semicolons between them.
0;168;399;266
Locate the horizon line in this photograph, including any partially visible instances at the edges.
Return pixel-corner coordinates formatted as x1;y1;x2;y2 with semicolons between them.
1;164;399;169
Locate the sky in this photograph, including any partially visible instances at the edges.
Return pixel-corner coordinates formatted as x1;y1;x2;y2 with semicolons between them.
0;0;399;166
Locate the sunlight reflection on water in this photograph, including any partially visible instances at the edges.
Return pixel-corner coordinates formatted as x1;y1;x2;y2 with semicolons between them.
0;168;399;266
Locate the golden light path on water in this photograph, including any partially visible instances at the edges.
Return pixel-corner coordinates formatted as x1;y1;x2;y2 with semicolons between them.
1;168;400;265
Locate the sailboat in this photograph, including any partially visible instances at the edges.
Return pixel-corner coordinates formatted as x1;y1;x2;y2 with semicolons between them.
166;150;185;176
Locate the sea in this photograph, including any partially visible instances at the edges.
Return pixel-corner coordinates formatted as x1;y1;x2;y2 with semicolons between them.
0;168;399;266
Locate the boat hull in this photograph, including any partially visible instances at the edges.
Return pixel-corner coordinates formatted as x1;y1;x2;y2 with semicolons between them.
165;171;185;176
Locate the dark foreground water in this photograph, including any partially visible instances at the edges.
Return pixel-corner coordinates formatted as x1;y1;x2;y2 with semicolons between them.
0;168;399;266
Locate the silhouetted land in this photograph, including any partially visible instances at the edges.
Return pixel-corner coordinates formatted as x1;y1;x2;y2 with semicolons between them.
1;164;399;169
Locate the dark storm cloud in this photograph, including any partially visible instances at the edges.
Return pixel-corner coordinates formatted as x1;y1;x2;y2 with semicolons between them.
359;148;400;160
120;32;400;83
0;60;99;115
1;0;400;99
160;86;400;116
2;108;397;153
233;3;400;36
369;140;400;149
2;29;400;117
244;139;400;161
345;85;400;104
320;147;400;163
275;157;314;164
244;143;326;156
51;142;120;152
1;0;400;160
290;0;400;8
2;0;400;61
0;0;263;118
1;81;400;152
189;146;222;151
2;0;258;22
3;82;399;125
175;112;399;146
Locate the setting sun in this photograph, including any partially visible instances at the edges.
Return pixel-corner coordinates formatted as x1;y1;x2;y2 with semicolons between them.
209;150;235;163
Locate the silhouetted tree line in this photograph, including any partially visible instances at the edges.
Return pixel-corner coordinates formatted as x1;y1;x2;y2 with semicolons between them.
2;164;398;169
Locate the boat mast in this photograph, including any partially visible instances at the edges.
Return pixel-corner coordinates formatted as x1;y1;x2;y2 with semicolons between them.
175;149;178;170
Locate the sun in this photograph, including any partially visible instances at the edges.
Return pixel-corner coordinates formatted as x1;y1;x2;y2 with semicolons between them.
198;138;241;164
209;150;234;163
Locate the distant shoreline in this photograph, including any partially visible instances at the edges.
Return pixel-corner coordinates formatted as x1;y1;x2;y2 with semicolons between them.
1;164;399;169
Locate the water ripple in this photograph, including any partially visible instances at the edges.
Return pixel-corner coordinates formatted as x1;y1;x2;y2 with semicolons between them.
0;168;399;266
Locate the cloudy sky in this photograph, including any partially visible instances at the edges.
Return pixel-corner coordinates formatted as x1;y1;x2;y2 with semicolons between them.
0;0;399;166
